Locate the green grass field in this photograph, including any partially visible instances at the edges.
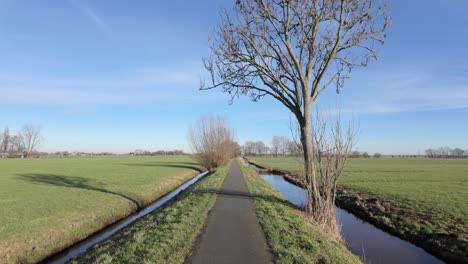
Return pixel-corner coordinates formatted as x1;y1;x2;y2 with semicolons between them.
247;156;468;263
0;156;201;263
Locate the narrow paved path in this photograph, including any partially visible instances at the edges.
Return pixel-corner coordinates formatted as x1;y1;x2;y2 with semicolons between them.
189;159;272;264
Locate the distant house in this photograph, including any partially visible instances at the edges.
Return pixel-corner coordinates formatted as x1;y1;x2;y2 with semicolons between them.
0;153;9;158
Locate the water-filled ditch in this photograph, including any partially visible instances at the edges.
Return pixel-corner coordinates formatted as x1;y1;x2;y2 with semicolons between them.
43;171;210;264
260;173;443;264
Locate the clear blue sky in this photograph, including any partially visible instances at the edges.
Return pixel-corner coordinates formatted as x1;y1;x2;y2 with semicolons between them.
0;0;467;154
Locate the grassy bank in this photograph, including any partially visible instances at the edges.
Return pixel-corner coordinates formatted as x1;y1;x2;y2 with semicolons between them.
239;160;360;263
247;156;468;263
0;156;201;263
70;164;230;264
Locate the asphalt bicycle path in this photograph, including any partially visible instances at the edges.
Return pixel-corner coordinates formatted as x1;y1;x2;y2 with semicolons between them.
189;159;272;264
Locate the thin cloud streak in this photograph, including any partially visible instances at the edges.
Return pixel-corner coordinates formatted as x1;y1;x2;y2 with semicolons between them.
83;7;108;32
0;67;221;106
68;0;109;32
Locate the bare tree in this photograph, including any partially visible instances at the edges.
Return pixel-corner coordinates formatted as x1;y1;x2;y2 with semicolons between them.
19;125;43;156
438;146;450;158
271;136;282;157
253;141;261;155
267;136;292;156
452;148;464;158
425;148;435;158
242;141;255;156
1;127;9;153
286;137;303;156
9;135;25;154
264;145;271;155
373;152;381;158
201;0;389;231
276;136;291;156
189;115;237;170
254;140;268;155
286;141;296;155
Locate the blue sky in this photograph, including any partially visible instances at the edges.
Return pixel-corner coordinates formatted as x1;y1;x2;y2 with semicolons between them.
0;0;467;154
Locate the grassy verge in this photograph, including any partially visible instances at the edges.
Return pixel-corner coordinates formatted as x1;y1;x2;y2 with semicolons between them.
247;156;468;263
239;160;360;264
0;156;201;263
69;164;230;264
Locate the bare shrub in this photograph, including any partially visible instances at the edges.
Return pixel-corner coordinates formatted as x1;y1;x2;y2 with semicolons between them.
292;108;356;238
189;115;237;170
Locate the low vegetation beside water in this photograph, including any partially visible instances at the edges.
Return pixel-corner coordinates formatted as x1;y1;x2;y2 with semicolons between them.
70;164;230;264
0;156;202;263
240;160;361;264
248;156;468;263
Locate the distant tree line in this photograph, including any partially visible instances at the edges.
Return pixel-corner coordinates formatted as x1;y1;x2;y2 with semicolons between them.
131;149;186;156
45;150;187;157
241;136;302;156
0;125;43;158
349;150;378;158
242;139;468;160
425;147;467;158
49;151;117;157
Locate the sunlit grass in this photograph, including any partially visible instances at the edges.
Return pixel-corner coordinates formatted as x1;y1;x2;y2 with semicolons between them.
0;156;201;263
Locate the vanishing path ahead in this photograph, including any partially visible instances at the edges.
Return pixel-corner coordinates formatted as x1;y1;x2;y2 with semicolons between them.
189;160;272;264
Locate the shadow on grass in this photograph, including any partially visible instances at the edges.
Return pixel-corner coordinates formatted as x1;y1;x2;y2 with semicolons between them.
123;162;202;173
192;188;300;210
18;174;141;209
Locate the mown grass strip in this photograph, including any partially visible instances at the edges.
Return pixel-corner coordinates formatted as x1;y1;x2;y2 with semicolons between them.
69;164;230;264
239;160;360;264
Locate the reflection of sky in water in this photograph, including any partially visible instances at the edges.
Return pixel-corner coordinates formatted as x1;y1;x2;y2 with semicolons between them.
261;174;307;207
260;174;444;264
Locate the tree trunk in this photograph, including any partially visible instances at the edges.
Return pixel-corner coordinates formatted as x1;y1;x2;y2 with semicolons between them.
299;114;318;214
298;104;340;237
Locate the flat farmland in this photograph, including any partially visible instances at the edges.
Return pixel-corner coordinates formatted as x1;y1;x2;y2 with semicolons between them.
248;156;468;262
0;156;201;263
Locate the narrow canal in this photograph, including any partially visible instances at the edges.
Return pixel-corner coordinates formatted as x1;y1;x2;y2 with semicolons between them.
260;174;444;264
